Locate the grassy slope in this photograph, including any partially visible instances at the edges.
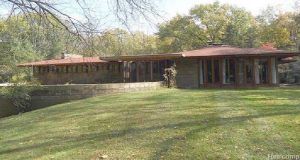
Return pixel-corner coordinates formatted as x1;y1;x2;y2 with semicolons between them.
0;88;299;160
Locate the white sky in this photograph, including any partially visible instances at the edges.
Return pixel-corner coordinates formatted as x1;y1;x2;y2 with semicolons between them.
0;0;298;34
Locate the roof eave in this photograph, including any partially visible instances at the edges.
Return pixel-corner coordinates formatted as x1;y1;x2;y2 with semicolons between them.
101;54;183;61
17;61;108;67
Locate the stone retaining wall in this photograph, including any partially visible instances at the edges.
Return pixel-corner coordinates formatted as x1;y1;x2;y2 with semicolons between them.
0;82;162;118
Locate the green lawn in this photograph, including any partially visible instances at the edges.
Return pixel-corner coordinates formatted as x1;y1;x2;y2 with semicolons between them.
0;87;300;160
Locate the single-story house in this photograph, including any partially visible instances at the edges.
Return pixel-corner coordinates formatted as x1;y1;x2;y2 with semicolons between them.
19;45;299;88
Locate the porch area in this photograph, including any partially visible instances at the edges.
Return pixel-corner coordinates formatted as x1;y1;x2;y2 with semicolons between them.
176;57;279;88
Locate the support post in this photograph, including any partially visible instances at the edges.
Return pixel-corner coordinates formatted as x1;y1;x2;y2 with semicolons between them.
253;58;260;85
268;57;272;84
270;57;277;84
123;62;126;83
222;59;226;85
199;60;204;85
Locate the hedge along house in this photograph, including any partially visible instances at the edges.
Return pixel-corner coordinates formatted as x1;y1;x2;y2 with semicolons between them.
19;45;299;88
100;45;299;88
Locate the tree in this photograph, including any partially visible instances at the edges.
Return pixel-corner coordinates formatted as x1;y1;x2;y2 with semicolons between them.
257;11;294;49
80;28;158;56
157;15;207;53
224;6;258;47
190;2;230;43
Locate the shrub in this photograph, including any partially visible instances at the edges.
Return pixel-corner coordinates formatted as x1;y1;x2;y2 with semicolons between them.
163;64;177;88
1;74;40;113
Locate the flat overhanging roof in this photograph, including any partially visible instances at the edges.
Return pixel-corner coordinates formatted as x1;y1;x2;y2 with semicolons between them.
18;57;107;67
100;53;183;61
18;47;299;67
181;47;299;58
100;47;299;61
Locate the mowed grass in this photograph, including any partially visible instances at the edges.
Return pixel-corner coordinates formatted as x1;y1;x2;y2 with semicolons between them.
0;87;300;160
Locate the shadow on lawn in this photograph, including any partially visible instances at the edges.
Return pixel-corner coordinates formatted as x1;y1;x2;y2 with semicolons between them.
0;106;299;159
150;110;300;159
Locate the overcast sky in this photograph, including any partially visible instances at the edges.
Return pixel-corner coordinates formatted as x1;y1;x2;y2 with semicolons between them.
0;0;298;34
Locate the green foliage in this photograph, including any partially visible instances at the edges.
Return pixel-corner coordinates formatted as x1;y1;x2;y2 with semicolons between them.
258;12;294;49
1;74;40;113
190;2;230;43
163;64;177;88
94;29;158;56
224;7;259;47
157;15;207;53
157;2;261;50
0;14;81;82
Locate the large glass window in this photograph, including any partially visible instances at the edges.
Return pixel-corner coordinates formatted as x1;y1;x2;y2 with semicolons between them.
225;58;236;84
207;60;213;83
245;60;253;84
206;59;220;84
258;59;268;84
214;60;220;83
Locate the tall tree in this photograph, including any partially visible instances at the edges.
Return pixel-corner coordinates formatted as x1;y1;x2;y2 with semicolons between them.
224;6;258;47
190;2;230;43
157;15;207;53
257;9;294;49
83;29;158;56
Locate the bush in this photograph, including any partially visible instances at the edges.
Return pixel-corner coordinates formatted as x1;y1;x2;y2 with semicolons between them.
163;64;177;88
1;74;40;113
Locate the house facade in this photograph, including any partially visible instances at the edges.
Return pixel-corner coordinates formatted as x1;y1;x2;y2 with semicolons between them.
19;46;299;88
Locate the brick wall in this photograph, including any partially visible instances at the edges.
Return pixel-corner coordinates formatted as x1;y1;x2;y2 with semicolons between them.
175;59;199;88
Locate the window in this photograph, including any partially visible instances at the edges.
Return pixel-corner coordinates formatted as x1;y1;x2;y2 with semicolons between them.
145;62;150;74
245;60;253;84
112;64;115;72
85;65;89;73
42;67;47;73
258;59;268;84
206;59;220;84
49;66;55;72
63;66;67;73
118;63;121;72
153;61;159;73
225;58;236;84
207;60;213;83
214;60;220;83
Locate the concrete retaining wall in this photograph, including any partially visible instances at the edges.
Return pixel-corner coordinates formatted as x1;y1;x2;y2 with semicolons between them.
0;82;162;118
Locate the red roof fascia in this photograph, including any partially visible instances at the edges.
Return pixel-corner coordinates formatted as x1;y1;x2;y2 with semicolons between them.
179;47;299;58
18;57;107;67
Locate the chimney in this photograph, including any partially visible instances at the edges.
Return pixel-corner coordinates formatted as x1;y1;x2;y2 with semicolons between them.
260;42;276;50
61;52;65;59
